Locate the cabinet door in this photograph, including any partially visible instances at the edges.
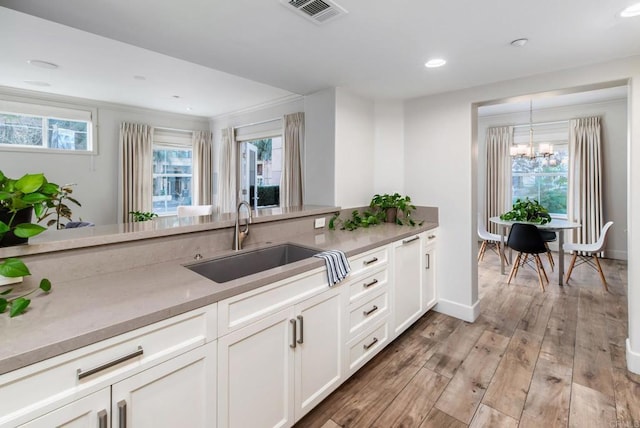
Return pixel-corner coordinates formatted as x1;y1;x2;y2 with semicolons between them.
294;288;343;420
111;342;216;428
392;235;423;337
422;234;437;311
18;388;110;428
218;308;295;428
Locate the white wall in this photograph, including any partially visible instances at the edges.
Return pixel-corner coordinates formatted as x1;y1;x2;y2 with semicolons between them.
334;88;375;208
0;87;210;226
404;55;640;372
374;100;405;193
477;98;628;260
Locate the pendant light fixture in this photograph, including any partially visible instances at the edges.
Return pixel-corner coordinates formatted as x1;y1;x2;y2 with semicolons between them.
510;100;554;159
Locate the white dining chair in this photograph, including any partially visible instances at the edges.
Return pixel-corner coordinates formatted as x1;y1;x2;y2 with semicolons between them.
478;216;508;265
563;221;614;291
177;205;214;217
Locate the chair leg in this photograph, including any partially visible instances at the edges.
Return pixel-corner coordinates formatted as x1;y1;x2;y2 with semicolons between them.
507;253;521;284
565;253;578;284
592;255;609;292
497;242;509;266
478;241;487;262
533;255;546;292
544;243;555;271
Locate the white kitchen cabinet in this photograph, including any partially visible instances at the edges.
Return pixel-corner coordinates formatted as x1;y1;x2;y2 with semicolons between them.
392;234;424;338
217;284;342;428
1;305;217;428
18;388;110;428
422;230;438;312
111;341;216;428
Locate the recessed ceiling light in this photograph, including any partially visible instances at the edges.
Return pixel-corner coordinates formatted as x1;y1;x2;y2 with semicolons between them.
186;107;193;111
23;80;51;87
620;2;640;17
425;59;446;68
510;38;528;47
172;95;181;99
27;60;59;69
133;75;146;81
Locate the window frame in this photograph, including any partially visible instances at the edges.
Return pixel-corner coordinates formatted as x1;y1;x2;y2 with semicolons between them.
0;97;97;155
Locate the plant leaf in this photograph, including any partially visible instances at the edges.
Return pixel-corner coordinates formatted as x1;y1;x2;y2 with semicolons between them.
0;221;9;234
0;191;12;201
0;298;6;313
39;278;52;292
15;174;45;194
0;287;13;295
9;297;30;317
0;258;31;277
22;193;51;204
41;183;60;195
13;223;47;238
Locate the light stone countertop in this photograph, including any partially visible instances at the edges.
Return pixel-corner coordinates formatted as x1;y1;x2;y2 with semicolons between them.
0;221;437;375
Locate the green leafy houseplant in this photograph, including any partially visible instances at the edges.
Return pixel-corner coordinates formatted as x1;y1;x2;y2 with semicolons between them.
130;211;158;222
499;198;552;224
36;184;81;229
329;193;422;231
0;170;54;316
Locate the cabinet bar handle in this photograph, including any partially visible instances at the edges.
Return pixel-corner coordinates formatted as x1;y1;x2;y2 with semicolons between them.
118;400;127;428
290;319;297;348
363;305;379;316
402;236;420;244
363;278;378;288
77;346;143;380
363;257;379;266
428;235;436;240
426;253;430;270
98;410;108;428
297;315;304;344
363;337;378;350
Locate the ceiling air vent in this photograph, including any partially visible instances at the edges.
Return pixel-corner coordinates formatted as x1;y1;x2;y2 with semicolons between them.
281;0;348;24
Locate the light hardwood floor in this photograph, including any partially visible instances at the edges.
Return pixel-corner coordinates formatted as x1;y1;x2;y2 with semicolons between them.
296;250;639;428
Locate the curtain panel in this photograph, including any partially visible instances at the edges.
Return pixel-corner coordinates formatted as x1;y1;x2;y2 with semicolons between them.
280;112;305;208
192;130;213;205
120;122;153;223
484;126;513;234
568;117;603;253
218;127;237;213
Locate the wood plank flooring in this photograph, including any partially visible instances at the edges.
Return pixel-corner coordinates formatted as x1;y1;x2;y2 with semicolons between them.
296;252;638;428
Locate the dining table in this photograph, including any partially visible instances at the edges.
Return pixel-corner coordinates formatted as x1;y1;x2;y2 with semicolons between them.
489;217;581;286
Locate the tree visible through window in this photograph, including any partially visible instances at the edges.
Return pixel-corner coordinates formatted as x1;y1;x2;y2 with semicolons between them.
512;143;569;216
0;113;90;151
152;146;193;215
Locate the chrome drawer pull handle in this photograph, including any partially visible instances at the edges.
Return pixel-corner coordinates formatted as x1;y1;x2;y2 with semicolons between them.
77;346;143;380
297;315;304;344
363;257;379;266
290;319;297;348
402;236;419;244
363;278;378;288
98;410;108;428
363;337;378;350
118;400;127;428
363;305;379;316
426;253;430;270
428;235;436;240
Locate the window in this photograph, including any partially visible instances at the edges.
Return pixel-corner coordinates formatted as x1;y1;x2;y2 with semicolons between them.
512;143;569;216
238;136;283;208
0;99;94;152
152;130;193;216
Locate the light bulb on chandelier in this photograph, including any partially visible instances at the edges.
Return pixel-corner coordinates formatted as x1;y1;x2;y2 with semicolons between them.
510;100;555;159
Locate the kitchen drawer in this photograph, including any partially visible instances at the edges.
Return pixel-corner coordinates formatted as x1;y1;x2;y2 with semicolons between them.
218;267;327;336
348;267;388;303
348;246;389;277
0;304;216;426
347;318;389;374
348;288;389;339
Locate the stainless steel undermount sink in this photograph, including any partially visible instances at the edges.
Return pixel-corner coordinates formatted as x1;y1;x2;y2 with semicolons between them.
185;243;321;283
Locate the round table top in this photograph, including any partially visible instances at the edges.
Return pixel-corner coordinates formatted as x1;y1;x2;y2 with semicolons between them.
489;216;581;230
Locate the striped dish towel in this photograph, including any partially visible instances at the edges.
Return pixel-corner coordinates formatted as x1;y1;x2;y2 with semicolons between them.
314;250;351;286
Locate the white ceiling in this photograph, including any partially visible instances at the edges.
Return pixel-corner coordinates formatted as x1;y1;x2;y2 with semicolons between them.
1;0;639;117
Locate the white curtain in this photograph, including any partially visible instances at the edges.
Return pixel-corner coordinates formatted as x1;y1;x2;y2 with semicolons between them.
568;117;603;250
121;122;153;223
218;127;237;213
485;126;513;234
192;130;213;205
280;112;304;207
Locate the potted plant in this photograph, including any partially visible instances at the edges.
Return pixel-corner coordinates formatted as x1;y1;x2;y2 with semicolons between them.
370;193;418;225
499;198;552;224
36;183;82;229
0;170;55;316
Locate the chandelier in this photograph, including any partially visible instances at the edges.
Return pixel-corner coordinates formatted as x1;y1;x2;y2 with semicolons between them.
510;100;554;159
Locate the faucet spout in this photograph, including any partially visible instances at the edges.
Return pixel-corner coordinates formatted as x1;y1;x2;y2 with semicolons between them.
233;201;253;250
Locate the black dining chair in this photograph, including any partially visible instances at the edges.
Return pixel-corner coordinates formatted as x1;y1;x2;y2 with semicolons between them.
539;230;557;271
507;223;549;291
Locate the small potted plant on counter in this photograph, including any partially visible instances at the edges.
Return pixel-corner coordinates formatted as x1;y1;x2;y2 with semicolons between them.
370;193;418;225
0;170;55;316
499;198;551;224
